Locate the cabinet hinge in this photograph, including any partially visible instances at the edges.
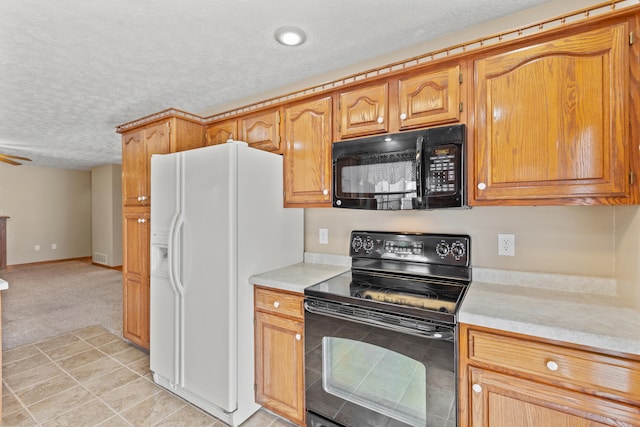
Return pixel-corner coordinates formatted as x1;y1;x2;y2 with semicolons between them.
630;171;635;185
630;32;635;45
459;102;463;112
459;73;463;84
337;99;341;110
277;110;281;124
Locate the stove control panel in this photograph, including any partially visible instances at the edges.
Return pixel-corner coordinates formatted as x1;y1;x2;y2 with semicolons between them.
350;231;470;266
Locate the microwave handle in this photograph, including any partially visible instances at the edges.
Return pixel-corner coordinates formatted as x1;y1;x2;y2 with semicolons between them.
415;136;424;206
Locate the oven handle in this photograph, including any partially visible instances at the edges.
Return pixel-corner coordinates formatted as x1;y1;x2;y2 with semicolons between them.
304;301;453;341
415;136;424;207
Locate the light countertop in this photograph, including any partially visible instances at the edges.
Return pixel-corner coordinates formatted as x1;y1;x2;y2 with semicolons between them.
250;256;640;357
0;278;7;291
251;262;349;294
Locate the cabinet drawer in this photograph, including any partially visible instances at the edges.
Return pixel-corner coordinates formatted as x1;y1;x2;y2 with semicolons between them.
255;287;304;320
467;329;640;403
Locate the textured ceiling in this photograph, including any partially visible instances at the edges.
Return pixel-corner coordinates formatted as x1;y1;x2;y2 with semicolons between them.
0;0;556;170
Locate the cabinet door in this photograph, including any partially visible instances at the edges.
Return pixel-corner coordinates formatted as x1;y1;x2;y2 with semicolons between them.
466;367;640;427
122;129;145;207
284;96;333;207
122;210;150;349
240;109;282;153
142;121;170;204
255;310;304;426
474;23;628;204
397;65;461;129
338;82;388;138
206;119;238;146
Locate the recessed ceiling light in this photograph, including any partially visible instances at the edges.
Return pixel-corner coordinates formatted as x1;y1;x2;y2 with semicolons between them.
275;26;307;46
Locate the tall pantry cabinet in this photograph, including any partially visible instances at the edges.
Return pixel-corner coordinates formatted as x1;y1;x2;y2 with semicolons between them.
117;112;205;349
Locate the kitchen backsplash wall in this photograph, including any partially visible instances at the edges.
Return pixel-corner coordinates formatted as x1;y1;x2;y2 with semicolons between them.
305;205;640;307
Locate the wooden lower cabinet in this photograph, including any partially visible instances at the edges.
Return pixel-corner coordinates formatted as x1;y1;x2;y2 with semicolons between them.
122;209;150;349
254;286;305;426
459;324;640;427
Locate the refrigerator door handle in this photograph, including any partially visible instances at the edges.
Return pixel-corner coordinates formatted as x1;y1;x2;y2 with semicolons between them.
168;212;185;387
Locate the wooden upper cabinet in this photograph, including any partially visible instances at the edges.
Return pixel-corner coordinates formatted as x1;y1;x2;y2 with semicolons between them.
206;119;237;146
337;82;388;139
122;122;170;207
473;23;629;205
120;115;205;208
284;96;333;207
240;108;282;153
397;65;461;129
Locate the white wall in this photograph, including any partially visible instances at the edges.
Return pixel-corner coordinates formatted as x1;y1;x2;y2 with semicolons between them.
91;164;122;267
0;164;91;265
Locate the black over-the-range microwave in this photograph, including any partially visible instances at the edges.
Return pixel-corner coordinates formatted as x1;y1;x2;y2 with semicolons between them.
332;124;467;210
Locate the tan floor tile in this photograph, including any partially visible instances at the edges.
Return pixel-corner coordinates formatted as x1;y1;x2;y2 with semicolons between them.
120;390;187;427
153;403;221;426
35;334;80;353
27;385;93;424
42;398;117;427
101;377;161;413
16;373;78;406
98;339;132;355
2;389;25;416
68;357;121;383
110;346;148;366
2;344;40;365
42;339;93;361
56;348;107;371
85;332;120;347
4;362;65;391
3;352;52;377
0;406;37;426
72;325;110;340
83;367;140;397
240;410;279;426
97;415;134;427
127;357;151;377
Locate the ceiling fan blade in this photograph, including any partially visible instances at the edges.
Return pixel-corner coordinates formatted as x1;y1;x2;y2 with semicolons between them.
0;157;23;166
0;153;31;162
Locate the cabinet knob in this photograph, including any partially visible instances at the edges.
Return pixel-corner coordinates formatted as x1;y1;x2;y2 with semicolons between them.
377;117;384;124
546;360;559;371
472;384;482;393
137;218;146;223
400;113;407;120
477;183;487;190
138;195;148;202
322;189;329;195
273;301;280;308
295;334;301;341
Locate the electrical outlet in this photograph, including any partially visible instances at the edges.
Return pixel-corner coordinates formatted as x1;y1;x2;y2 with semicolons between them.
319;228;329;245
35;245;40;251
498;234;515;256
51;243;57;250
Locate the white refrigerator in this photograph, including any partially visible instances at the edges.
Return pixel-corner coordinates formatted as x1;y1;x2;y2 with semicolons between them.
149;141;303;426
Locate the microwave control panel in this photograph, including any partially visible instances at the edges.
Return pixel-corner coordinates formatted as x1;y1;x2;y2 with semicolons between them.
427;144;459;196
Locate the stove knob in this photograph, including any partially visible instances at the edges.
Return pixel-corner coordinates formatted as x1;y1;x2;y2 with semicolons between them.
451;242;466;259
363;237;375;253
352;236;363;252
436;242;450;257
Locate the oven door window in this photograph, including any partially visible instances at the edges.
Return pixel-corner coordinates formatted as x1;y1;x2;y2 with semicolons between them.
323;337;426;427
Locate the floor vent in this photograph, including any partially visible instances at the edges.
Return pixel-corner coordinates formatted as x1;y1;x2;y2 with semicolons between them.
93;253;108;265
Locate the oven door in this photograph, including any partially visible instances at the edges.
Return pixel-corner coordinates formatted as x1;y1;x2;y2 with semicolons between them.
304;299;457;427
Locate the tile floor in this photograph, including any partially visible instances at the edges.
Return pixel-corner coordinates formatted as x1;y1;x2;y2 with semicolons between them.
2;326;294;427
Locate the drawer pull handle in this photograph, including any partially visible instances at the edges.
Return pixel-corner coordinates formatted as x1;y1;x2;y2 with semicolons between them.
273;301;280;308
295;334;301;341
546;361;559;371
472;384;482;393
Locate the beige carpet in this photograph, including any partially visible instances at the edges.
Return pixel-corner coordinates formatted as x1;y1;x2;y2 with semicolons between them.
0;260;122;350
